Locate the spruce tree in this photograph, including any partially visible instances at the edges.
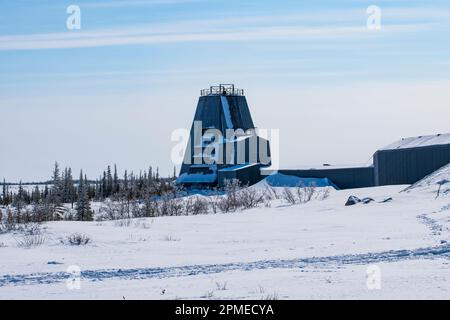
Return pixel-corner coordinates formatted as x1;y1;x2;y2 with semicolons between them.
113;164;119;194
52;162;61;190
66;167;76;208
50;162;64;219
130;172;136;199
12;181;25;214
62;167;68;202
2;178;6;206
95;178;101;200
32;185;41;204
76;170;93;221
123;170;129;192
148;166;153;184
102;171;107;199
106;165;113;197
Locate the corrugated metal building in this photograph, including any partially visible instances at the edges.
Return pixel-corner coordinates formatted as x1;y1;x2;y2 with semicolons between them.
222;134;450;188
274;133;450;189
374;133;450;186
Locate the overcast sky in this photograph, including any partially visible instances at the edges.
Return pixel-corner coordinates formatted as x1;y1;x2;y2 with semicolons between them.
1;0;450;181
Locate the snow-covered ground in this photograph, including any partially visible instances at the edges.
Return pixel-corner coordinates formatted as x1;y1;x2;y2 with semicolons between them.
1;176;450;299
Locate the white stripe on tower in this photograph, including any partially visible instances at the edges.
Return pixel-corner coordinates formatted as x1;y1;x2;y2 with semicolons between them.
220;96;234;130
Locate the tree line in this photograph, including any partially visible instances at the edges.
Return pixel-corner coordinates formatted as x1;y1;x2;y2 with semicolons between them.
0;162;176;223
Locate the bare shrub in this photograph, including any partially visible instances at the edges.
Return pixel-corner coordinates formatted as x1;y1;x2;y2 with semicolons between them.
181;196;209;216
170;198;184;216
98;200;129;221
263;292;279;300
159;196;183;217
142;198;159;217
250;285;266;294
208;190;222;214
218;197;233;213
183;197;194;216
225;179;242;208
238;188;265;209
282;188;297;205
1;201;65;226
101;191;212;219
130;201;142;218
282;184;320;205
133;218;153;229
128;233;149;242
264;184;279;200
216;181;265;212
63;233;91;246
301;185;316;203
0;222;7;234
13;208;35;224
167;197;183;216
1;211;44;235
14;234;46;248
317;188;330;200
218;179;243;212
191;197;209;215
162;234;180;241
19;222;43;235
6;208;14;225
99;198;150;220
294;184;316;204
215;281;228;291
0;208;16;233
114;218;133;227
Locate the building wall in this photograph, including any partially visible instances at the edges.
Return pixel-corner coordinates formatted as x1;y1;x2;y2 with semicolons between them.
180;94;257;177
374;144;450;186
226;96;255;131
218;163;264;188
277;167;375;190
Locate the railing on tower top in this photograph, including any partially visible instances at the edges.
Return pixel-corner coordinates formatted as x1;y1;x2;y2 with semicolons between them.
200;84;244;97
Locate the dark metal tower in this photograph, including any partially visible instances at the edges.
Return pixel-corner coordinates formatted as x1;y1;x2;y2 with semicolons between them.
177;84;270;187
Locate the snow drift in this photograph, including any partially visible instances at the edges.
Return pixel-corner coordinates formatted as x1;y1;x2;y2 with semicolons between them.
403;162;450;195
262;173;338;189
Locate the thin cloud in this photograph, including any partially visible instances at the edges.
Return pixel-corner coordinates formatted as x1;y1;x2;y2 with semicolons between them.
0;23;432;51
82;0;205;8
1;6;448;51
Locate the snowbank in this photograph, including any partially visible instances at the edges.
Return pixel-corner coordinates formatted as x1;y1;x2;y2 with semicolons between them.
261;173;337;189
403;163;450;195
